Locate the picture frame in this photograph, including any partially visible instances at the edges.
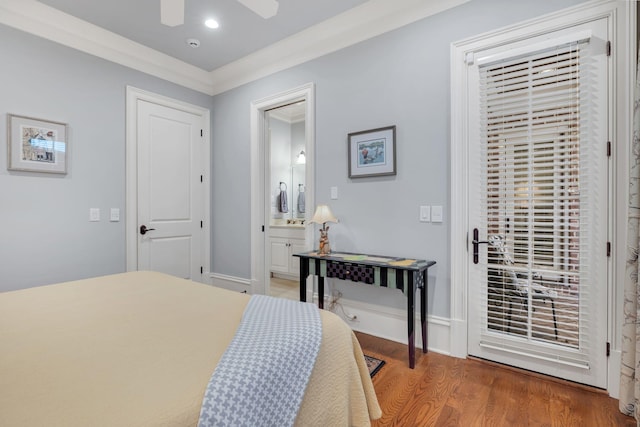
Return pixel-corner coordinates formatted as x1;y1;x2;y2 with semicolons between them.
348;125;396;178
7;114;68;174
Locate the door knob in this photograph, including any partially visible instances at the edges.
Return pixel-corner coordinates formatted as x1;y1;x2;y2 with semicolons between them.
140;225;156;235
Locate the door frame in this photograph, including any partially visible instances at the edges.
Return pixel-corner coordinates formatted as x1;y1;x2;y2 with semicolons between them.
125;86;211;277
249;83;315;296
449;0;634;394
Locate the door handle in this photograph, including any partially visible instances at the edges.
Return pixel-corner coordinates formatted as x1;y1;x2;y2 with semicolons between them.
472;228;489;264
140;225;156;235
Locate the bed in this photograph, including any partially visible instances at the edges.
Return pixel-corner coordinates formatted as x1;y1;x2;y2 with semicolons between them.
0;271;381;426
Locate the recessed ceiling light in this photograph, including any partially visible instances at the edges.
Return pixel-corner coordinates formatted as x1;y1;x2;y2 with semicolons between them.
205;19;219;29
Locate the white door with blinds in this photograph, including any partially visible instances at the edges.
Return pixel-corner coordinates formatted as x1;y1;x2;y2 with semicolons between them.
467;18;609;387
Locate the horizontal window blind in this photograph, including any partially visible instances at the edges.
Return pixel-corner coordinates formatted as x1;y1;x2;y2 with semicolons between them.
477;39;596;367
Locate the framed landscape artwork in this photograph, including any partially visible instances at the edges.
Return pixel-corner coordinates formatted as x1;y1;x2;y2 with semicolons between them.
7;114;68;174
348;125;396;178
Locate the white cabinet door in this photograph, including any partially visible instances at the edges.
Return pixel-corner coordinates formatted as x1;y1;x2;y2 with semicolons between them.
270;238;289;274
289;239;306;276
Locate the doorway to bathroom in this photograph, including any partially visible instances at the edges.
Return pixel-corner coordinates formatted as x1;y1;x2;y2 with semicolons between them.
249;83;315;299
266;102;308;300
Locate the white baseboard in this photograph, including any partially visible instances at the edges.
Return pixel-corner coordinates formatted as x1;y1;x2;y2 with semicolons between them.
312;292;451;356
208;273;452;355
449;318;468;358
209;272;251;293
271;272;299;281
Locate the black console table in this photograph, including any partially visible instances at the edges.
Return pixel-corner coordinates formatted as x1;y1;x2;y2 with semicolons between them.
293;251;436;369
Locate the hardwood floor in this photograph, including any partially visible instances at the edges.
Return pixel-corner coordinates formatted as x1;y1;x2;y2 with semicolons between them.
269;276;298;300
355;332;634;427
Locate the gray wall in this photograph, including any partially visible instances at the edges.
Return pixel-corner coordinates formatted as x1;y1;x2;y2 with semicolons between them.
0;24;213;292
210;0;587;317
0;0;588;313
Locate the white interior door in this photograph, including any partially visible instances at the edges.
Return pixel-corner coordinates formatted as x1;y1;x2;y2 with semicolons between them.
466;20;609;388
135;99;205;280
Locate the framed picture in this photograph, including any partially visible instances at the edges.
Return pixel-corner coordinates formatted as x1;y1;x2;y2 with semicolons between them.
7;114;68;174
348;125;396;178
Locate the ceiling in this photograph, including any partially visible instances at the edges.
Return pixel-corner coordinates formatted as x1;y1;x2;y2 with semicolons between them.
1;0;469;94
36;0;368;72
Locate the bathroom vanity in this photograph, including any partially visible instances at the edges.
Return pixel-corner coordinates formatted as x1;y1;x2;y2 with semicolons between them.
269;222;306;279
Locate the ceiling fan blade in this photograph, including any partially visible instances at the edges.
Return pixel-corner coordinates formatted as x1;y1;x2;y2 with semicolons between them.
160;0;184;27
237;0;279;19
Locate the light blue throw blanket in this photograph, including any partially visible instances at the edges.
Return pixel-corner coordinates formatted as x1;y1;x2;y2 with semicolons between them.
198;295;322;427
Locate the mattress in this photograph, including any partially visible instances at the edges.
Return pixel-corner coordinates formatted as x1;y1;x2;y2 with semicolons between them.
0;271;381;426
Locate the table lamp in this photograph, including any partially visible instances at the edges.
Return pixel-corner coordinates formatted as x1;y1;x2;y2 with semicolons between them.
309;204;338;255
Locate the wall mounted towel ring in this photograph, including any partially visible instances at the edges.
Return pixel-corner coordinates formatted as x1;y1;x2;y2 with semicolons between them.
278;182;288;213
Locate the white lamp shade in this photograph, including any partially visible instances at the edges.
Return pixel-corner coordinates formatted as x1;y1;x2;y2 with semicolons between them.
309;204;338;224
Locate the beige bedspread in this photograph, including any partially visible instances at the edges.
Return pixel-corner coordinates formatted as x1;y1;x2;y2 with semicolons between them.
0;271;380;426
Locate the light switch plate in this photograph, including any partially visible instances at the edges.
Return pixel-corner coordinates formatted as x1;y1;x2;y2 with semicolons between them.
432;205;443;223
110;208;120;222
89;208;100;222
419;205;431;222
330;186;338;200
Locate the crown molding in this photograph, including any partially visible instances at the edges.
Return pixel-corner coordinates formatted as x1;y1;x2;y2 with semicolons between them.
0;0;469;96
0;0;214;94
208;0;470;95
